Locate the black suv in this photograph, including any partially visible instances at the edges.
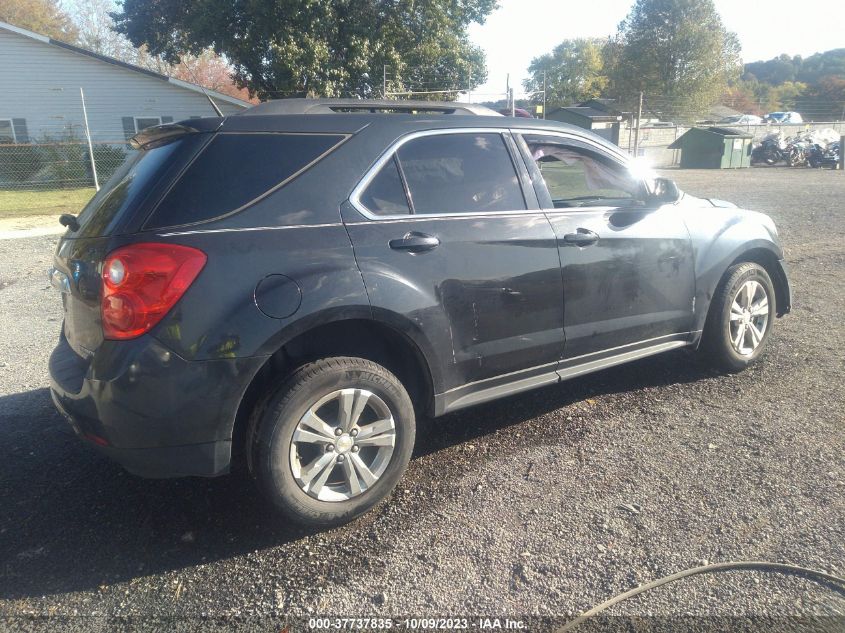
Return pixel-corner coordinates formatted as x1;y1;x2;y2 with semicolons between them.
49;99;791;526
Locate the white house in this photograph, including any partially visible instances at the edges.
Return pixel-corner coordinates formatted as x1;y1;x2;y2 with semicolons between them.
0;20;251;146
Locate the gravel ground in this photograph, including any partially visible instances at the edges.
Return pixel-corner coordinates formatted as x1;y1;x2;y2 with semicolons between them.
0;168;843;631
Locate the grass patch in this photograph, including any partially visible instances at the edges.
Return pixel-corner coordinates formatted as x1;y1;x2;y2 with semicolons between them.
0;188;95;218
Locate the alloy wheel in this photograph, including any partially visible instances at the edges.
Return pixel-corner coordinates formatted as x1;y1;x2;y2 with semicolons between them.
729;280;770;356
290;388;396;502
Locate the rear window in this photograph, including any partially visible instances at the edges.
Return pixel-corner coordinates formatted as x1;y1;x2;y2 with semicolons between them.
145;133;346;228
74;136;204;238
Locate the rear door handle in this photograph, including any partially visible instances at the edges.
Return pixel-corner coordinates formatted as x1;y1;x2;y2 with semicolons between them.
562;229;599;246
389;232;440;253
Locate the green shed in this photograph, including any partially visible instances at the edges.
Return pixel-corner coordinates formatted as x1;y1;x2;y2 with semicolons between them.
668;127;754;169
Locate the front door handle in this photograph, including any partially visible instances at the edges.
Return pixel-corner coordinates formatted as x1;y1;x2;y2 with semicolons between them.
562;229;599;246
389;232;440;253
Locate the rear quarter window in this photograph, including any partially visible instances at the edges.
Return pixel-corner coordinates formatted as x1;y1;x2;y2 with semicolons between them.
145;133;346;228
74;135;207;238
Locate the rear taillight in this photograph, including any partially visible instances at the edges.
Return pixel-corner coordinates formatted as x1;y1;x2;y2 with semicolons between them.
101;243;206;340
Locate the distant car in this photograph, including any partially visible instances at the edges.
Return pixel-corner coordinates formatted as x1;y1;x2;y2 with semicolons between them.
764;112;803;124
718;114;763;125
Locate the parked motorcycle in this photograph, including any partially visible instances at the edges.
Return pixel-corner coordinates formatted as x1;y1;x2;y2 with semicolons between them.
807;142;841;169
751;137;788;165
785;139;809;167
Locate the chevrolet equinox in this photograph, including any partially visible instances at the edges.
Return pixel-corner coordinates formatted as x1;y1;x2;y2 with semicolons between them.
49;99;791;526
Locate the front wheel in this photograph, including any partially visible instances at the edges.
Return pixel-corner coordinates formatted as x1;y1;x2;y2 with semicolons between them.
699;262;776;372
251;357;416;526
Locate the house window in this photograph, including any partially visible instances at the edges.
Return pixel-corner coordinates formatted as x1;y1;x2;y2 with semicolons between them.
134;116;162;133
0;119;16;144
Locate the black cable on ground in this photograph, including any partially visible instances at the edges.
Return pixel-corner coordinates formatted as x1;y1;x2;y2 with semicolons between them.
558;560;845;631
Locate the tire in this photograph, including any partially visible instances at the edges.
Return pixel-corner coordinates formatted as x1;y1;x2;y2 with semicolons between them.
251;357;415;527
699;262;777;372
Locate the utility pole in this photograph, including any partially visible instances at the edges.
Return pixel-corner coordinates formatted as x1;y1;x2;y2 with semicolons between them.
542;69;547;120
79;87;99;191
505;73;510;111
467;65;472;104
633;91;644;157
383;65;387;99
840;135;844;172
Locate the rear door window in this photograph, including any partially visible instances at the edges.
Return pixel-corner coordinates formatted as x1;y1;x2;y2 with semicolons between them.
358;156;411;216
145;133;346;228
395;133;526;215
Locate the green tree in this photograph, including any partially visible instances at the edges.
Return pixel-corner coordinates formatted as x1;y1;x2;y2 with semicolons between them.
111;0;497;100
796;49;845;86
607;0;741;120
723;78;808;114
523;38;608;107
744;54;802;85
0;0;79;42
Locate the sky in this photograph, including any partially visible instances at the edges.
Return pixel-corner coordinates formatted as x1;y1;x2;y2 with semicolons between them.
468;0;845;100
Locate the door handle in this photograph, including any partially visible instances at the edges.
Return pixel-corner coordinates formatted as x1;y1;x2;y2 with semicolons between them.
562;229;599;246
389;232;440;253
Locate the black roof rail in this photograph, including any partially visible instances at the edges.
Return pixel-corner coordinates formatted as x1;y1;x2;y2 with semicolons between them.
239;98;501;117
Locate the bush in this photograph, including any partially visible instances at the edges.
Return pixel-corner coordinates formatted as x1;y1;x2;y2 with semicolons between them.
0;126;128;190
0;144;44;185
92;144;127;182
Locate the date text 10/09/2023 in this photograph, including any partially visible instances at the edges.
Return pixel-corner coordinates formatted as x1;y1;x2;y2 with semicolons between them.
307;618;527;630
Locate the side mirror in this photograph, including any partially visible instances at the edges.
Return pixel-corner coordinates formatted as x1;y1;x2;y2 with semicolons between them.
647;177;681;204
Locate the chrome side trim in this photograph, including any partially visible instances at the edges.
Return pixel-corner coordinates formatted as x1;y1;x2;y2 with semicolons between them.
435;369;560;416
157;222;345;237
561;332;691;364
434;335;693;416
344;211;547;226
556;340;688;381
440;361;559;396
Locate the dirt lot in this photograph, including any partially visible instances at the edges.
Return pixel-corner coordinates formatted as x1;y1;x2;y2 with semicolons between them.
0;168;843;631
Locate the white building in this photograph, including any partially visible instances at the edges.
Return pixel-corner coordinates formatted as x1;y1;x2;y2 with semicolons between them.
0;20;250;146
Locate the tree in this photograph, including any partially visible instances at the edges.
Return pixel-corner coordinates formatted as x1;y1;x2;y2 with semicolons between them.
721;78;807;114
0;0;79;42
168;50;256;103
523;38;608;107
67;0;137;60
606;0;741;120
64;0;254;103
111;0;497;100
744;54;801;85
797;76;845;121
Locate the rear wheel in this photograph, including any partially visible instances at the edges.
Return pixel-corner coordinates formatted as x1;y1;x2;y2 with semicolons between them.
700;262;776;372
251;357;415;526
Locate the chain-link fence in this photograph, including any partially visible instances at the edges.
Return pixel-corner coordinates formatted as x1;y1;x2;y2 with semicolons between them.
0;134;133;218
0;136;131;190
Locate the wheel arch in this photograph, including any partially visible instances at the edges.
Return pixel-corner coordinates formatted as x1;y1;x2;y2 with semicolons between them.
694;242;790;347
728;247;791;318
229;313;438;470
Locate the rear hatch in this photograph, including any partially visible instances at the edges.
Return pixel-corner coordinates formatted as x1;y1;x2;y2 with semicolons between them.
53;124;213;357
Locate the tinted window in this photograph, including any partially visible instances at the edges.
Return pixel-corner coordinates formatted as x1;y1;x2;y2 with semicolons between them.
359;156;411;215
147;133;345;228
74;135;206;238
396;133;525;215
523;135;640;208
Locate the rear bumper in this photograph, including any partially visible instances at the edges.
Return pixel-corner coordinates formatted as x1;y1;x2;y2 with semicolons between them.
49;331;267;478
